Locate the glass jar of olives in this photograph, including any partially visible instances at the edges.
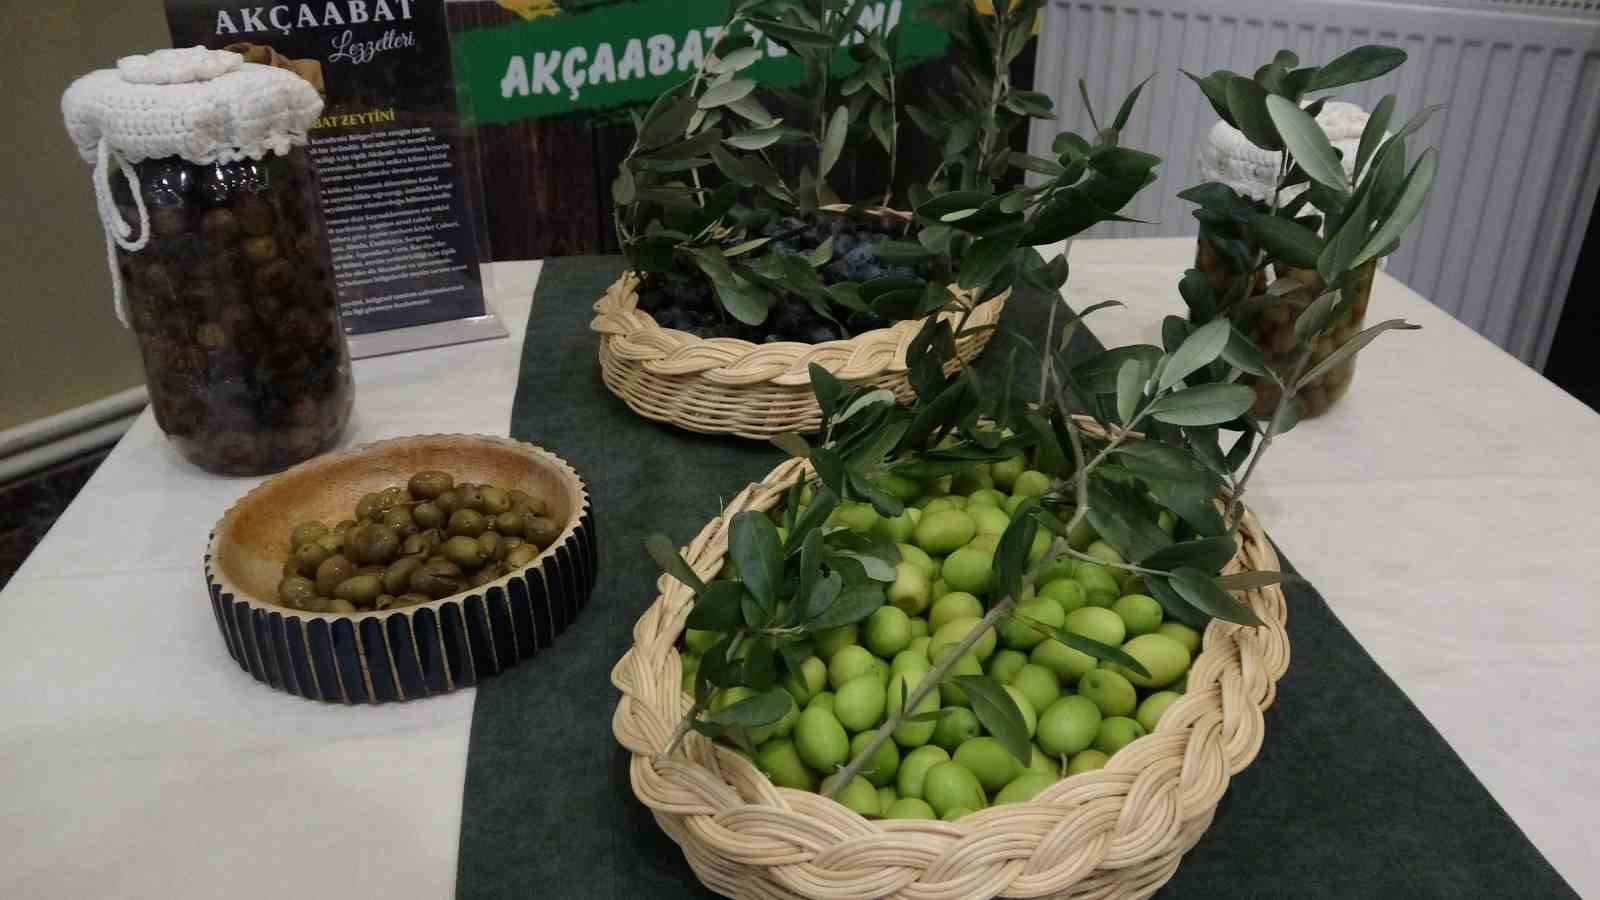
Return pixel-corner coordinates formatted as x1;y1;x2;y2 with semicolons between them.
63;48;352;474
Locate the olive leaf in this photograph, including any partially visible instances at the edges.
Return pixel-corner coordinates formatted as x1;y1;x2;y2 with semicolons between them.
1146;384;1257;427
646;533;707;594
728;511;784;610
1225;75;1282;150
806;583;885;630
1296;318;1420;388
1352;148;1438;267
700;687;792;728
1247;214;1323;269
1214;570;1306;590
685;580;746;630
1139;536;1237;575
1265;95;1347;195
820;105;850;176
1115;358;1145;423
1158;318;1232;392
1030;622;1151;679
1354;94;1396;178
1307;45;1406;91
1169;566;1264;626
994;508;1040;603
951;675;1032;764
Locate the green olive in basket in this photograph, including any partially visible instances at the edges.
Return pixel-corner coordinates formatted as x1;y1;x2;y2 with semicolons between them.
523;516;561;548
931;707;980;751
378;506;418;540
447;509;488;538
314;554;357;596
936;652;983;708
1009;664;1062;717
1111;594;1163;637
347;523;401;566
1077;669;1138;718
1136;691;1181;733
382;556;424;595
444;535;490;570
1093;716;1146;755
278;575;318;608
872;510;916;545
410;560;465;598
1113;634;1191;688
1156;622;1202;655
895;745;949;800
885;562;931;616
408;470;454;501
292;540;332;577
828;646;878;690
1028;745;1060;776
1005;685;1039;738
885;798;936;820
864;606;912;657
1067;749;1109;774
412;501;445;530
913;509;976;555
849;730;900;788
1012;470;1052;498
986;649;1028;687
1037;695;1102;757
993;771;1057;806
333;574;383;606
1065;607;1126;647
1074;565;1121;608
795;705;850;772
781;656;828;707
888;672;940;747
922;761;986;817
999;597;1065;650
835;675;887;732
1039;578;1087;617
954;736;1022;792
289;520;329;550
951;464;993;496
833;775;880;817
990;455;1025;491
942;546;995;595
929;616;996;664
755;739;816;791
355;492;382;521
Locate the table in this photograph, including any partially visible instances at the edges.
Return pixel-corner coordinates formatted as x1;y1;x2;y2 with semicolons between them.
2;241;1595;898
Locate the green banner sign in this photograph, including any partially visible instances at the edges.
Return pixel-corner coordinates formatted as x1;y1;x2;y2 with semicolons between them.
454;1;949;124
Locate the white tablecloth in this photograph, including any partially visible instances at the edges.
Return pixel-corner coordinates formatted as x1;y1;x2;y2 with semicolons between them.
1;243;1595;897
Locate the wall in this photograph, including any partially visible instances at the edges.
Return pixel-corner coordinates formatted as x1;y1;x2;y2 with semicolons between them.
0;3;171;431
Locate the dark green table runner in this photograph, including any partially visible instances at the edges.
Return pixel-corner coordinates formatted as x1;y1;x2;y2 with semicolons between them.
457;256;1575;899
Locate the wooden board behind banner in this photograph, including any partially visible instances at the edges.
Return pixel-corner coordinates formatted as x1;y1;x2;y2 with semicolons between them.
445;2;1036;262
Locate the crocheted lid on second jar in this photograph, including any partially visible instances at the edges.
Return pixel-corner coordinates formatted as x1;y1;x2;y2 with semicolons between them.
61;46;323;166
1197;100;1372;203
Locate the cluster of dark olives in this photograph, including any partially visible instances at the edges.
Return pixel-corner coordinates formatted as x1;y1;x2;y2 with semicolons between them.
116;149;352;475
274;470;562;613
634;212;932;344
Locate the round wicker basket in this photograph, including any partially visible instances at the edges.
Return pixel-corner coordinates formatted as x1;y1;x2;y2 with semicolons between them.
612;452;1291;899
591;273;1009;440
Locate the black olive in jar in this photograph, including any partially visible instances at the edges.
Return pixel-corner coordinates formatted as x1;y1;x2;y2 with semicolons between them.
115;149;352;475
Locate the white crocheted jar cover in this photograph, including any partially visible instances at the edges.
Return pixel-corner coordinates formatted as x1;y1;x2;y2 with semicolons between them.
60;47;324;326
1197;100;1371;203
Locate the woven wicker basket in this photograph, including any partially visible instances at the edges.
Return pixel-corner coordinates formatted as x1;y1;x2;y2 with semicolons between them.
591;273;1008;440
612;451;1291;899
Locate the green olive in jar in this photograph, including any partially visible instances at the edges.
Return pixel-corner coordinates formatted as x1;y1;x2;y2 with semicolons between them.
413;501;445;530
492;511;523;536
289;521;329;550
347;523;400;565
477;531;501;558
447;509;488;538
376;486;410;514
407;470;454;501
314;554;357;596
315;531;345;555
333;574;383;606
327;597;358;614
278;575;318;608
382;556;424;595
524;516;561;548
434;490;461;516
334;519;357;534
444;535;490;570
410;560;465;599
514;496;549;519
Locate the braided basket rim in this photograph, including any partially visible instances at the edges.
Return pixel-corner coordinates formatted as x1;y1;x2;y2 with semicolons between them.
611;442;1292;900
590;273;1011;388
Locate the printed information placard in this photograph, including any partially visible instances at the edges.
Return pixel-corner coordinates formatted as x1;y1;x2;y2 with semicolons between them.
167;0;499;348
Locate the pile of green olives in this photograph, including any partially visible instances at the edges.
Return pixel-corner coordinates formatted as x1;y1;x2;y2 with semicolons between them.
273;470;563;613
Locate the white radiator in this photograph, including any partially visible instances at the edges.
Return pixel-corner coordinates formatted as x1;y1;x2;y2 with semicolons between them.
1031;0;1600;366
